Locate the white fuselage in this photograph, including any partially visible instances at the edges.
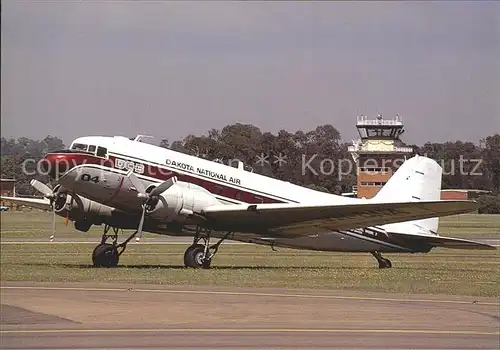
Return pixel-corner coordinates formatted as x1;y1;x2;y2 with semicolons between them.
70;135;360;206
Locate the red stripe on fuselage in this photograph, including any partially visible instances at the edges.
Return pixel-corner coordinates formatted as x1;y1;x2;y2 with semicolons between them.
44;152;285;204
107;155;283;204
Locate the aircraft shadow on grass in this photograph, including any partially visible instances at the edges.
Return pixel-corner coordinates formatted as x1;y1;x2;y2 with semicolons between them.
20;262;488;272
19;262;394;270
24;262;346;270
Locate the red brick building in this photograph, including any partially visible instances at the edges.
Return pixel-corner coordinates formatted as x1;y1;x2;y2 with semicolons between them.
0;178;16;197
0;178;17;209
440;189;492;200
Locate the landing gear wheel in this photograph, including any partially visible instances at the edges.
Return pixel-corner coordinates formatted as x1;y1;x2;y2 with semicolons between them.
184;228;232;269
184;245;211;269
92;243;119;268
184;244;202;267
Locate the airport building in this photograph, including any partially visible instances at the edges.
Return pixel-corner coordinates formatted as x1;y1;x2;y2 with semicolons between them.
0;178;16;197
440;189;492;200
347;115;493;202
348;114;413;199
0;178;17;209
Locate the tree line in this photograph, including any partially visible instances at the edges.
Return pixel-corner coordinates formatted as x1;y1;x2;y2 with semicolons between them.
162;124;500;196
1;136;65;195
1;125;499;202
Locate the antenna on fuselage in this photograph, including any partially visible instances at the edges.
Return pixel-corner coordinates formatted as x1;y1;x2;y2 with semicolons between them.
133;134;154;143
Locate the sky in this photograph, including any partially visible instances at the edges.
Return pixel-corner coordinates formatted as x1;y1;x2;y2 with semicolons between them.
1;1;499;146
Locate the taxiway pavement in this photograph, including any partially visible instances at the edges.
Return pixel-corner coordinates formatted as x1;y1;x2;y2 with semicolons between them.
1;282;498;349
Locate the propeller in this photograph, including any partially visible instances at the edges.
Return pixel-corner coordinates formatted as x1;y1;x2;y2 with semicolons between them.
126;170;177;242
31;180;55;199
30;179;58;241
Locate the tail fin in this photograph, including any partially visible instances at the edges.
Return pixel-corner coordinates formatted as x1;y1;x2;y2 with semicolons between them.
373;155;442;233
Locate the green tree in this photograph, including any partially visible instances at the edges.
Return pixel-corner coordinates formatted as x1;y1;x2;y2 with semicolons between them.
477;195;500;214
482;134;500;194
0;136;65;195
159;139;170;149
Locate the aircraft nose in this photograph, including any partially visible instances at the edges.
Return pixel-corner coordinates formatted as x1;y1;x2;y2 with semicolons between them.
41;152;113;179
42;153;73;179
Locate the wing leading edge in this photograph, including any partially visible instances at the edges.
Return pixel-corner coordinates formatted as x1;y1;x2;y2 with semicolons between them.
201;200;480;237
0;196;51;211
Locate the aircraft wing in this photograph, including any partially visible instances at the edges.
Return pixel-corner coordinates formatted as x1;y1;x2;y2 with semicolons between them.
388;231;497;250
0;196;51;211
202;200;480;237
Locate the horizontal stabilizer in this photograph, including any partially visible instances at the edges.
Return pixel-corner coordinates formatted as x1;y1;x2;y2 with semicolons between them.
389;231;497;250
0;196;51;211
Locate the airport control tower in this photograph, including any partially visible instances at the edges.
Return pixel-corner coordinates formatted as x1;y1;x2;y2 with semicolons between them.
348;114;414;199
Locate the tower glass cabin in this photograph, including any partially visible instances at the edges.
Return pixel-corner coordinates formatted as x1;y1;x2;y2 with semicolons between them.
348;114;414;199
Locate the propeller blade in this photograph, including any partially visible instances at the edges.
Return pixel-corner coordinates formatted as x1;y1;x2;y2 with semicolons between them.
150;176;177;197
31;180;54;198
129;174;178;242
135;205;147;242
50;208;56;242
126;170;147;195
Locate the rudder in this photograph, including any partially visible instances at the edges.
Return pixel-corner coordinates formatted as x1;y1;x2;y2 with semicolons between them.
372;155;442;233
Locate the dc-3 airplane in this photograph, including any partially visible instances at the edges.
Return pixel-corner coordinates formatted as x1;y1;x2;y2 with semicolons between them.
2;135;495;269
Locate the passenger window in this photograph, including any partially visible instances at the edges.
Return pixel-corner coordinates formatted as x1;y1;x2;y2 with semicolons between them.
213;184;224;195
96;146;107;157
254;196;264;203
88;145;96;153
235;191;244;201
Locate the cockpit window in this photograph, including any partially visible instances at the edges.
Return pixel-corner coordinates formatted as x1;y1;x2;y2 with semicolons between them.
88;145;96;153
96;146;107;157
71;143;88;151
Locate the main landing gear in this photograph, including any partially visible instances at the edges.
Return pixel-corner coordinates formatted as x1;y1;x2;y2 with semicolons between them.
92;225;232;269
183;227;232;269
371;251;392;269
92;225;138;268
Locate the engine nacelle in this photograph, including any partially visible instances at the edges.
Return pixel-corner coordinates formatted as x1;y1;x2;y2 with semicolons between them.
146;182;221;223
52;191;136;231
